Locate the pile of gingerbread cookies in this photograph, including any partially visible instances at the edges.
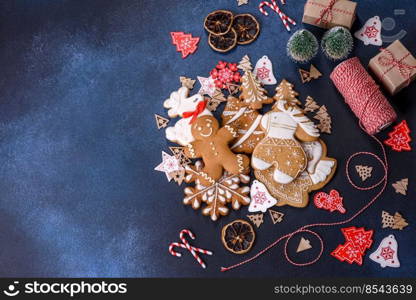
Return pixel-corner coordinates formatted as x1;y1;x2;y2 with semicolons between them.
155;54;337;230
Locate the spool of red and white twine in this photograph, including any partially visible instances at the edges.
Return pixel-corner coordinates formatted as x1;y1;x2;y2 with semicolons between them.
221;57;392;272
330;57;397;134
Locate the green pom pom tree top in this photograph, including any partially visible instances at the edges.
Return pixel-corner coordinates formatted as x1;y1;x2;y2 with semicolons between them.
321;26;353;60
286;29;318;63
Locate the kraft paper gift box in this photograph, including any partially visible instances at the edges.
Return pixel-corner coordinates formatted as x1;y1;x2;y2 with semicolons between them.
369;40;416;95
302;0;357;29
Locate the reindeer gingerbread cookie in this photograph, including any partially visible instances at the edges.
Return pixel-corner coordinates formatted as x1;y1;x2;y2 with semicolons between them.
163;86;212;146
252;99;320;184
184;116;250;185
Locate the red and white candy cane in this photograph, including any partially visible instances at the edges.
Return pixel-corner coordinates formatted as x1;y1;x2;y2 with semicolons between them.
259;0;296;32
168;229;213;269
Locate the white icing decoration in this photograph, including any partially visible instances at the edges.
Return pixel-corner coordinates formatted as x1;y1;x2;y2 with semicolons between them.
275;100;320;137
231;115;262;149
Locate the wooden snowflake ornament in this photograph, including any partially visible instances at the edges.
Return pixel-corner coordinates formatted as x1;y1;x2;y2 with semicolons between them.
183;161;250;221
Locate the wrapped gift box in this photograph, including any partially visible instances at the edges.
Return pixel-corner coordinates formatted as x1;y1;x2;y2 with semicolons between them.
302;0;357;29
369;40;416;95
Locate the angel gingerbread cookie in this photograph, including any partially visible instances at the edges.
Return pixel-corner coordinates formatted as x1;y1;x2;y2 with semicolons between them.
255;139;337;208
252;99;320;184
184;115;250;185
221;96;264;154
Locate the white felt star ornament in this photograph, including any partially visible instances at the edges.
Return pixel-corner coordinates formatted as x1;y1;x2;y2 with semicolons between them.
154;151;184;181
198;76;217;97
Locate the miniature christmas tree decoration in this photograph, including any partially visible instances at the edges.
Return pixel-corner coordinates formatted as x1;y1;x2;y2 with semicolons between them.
355;165;373;181
247;213;264;228
155;114;169;129
253;55;277;85
287;29;318;63
392;178;408;195
304;96;320;112
354;16;382;46
238;55;253;72
369;235;400;268
269;209;284;224
321;26;353;60
296;237;312;253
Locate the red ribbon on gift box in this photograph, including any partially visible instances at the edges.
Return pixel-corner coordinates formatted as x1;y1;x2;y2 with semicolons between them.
378;48;416;87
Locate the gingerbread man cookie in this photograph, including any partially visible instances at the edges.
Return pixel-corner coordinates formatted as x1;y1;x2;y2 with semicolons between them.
252;99;320;184
184;116;250;185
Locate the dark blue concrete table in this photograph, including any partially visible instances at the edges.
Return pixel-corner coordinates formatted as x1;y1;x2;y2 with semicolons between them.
0;0;415;277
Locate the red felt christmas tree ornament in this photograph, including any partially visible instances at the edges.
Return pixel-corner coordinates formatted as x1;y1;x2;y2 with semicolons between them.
384;120;412;151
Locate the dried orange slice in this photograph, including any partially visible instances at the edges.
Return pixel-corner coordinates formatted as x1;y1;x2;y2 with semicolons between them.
208;28;237;53
204;10;234;36
221;219;255;254
232;14;260;45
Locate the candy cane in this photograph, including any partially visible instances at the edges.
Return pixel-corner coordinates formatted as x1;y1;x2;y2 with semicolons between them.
168;229;213;269
259;0;296;32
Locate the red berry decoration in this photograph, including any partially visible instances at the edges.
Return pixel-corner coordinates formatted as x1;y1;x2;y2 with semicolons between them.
384;120;412;152
210;61;241;89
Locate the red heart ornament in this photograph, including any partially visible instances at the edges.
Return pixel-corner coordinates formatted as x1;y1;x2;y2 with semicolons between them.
313;189;346;214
